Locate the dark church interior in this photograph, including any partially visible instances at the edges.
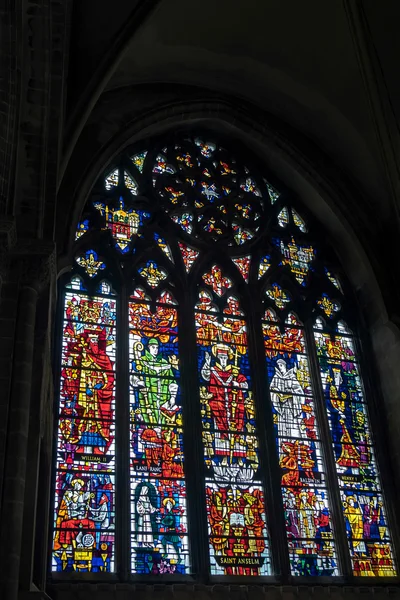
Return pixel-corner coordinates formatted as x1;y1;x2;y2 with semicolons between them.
1;1;400;599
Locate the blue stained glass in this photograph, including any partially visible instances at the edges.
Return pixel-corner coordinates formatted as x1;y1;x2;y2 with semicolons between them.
154;233;173;262
52;289;117;572
263;316;339;576
128;293;190;574
130;479;190;574
138;261;168;288
152;137;265;248
172;212;193;234
317;293;341;318
240;176;261;196
93;198;150;253
62;133;396;581
195;289;271;576
76;219;90;240
76;249;106;278
314;325;396;576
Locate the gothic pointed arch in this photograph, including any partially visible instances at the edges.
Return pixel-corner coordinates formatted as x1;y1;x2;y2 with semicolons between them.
52;132;396;580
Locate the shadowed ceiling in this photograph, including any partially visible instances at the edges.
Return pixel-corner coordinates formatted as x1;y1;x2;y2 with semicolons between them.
65;0;400;222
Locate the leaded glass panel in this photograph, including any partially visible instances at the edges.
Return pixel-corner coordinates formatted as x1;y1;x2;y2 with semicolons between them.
52;132;396;581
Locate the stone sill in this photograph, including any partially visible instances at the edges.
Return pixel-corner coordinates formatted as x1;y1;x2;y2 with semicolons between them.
46;583;400;600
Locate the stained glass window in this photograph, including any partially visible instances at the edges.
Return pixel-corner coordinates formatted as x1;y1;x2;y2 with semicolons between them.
53;278;116;572
129;289;190;574
52;133;396;581
314;319;395;576
195;285;271;575
263;311;338;575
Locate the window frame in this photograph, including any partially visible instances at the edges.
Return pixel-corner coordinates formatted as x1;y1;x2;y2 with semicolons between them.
49;131;399;584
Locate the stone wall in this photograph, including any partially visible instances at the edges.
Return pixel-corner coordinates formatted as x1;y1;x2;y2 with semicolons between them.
1;2;400;599
48;583;400;600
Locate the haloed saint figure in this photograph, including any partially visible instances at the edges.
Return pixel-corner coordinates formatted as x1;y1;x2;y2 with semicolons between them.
129;293;189;574
196;295;270;576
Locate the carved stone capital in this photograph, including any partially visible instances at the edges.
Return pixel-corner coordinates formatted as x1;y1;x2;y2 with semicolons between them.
11;241;56;292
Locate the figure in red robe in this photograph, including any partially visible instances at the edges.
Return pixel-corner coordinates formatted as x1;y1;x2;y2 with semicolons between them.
77;329;114;453
201;344;248;466
61;324;114;456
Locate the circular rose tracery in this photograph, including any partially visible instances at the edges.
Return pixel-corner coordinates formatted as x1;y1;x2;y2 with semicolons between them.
152;137;268;247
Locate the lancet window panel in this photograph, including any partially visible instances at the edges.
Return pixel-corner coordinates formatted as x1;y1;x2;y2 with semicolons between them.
53;278;117;573
314;320;396;577
129;288;190;575
51;132;397;581
195;283;271;576
262;310;338;576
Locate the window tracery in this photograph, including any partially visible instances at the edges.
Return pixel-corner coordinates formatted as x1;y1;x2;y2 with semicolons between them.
52;134;396;580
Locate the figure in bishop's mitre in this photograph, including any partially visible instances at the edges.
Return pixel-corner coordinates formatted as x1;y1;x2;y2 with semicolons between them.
201;343;248;468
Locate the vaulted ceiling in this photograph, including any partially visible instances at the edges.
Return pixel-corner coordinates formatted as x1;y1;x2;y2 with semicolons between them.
65;0;400;218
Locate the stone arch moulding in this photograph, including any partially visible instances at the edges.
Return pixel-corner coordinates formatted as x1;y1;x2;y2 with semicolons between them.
56;100;400;527
58;97;384;315
53;108;399;580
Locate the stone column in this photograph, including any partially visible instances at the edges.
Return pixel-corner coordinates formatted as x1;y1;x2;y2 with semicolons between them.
0;217;17;513
0;246;54;600
0;217;16;303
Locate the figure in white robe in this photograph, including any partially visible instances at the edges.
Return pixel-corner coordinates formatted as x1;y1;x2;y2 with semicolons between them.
134;483;158;548
270;359;304;437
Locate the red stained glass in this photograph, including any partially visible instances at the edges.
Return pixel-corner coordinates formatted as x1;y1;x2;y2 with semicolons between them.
152;137;265;247
178;242;199;272
314;323;396;576
129;290;190;574
52;287;117;572
202;265;233;297
59;132;395;581
232;255;251;282
196;288;271;575
263;315;339;576
93;199;150;253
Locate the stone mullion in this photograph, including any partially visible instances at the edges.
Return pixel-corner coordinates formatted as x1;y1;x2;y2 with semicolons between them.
246;300;290;580
178;295;210;581
117;285;130;578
